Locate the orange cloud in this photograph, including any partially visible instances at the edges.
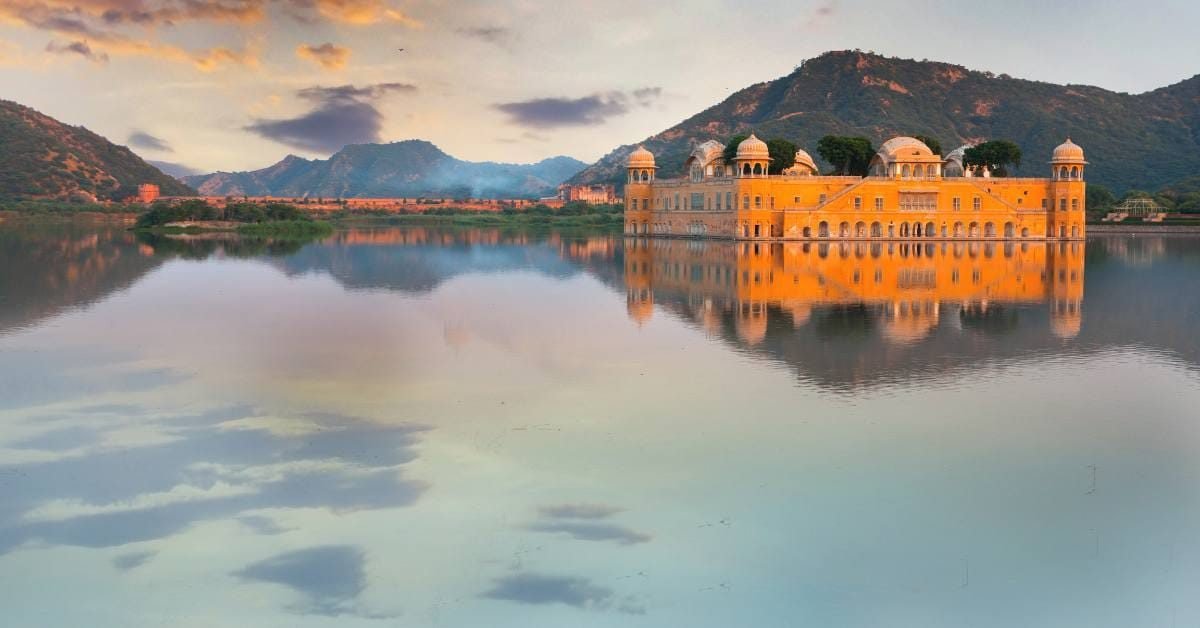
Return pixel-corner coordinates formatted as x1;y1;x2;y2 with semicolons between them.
296;42;351;70
310;0;423;27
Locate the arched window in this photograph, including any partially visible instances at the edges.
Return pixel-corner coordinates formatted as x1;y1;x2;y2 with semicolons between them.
753;163;763;175
641;170;649;182
839;221;850;238
818;221;830;238
985;222;996;238
743;163;752;176
870;222;882;237
902;164;911;178
1021;227;1029;238
855;221;866;237
925;222;936;238
968;222;979;238
914;165;924;178
803;226;812;238
1004;222;1015;238
1071;166;1080;179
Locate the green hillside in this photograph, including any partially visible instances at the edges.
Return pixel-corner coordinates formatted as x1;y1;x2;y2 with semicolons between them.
0;99;193;201
570;51;1200;194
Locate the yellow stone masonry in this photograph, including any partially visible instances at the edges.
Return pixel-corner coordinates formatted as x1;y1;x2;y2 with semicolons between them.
624;136;1087;240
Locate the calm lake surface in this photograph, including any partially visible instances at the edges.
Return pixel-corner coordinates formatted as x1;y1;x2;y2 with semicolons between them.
2;218;1199;627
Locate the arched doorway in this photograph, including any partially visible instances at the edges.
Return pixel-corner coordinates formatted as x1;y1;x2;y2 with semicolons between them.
953;222;964;238
870;222;882;237
803;226;812;238
818;221;829;238
984;222;996;238
969;222;980;238
1004;222;1014;238
839;221;850;238
925;221;936;238
855;221;867;238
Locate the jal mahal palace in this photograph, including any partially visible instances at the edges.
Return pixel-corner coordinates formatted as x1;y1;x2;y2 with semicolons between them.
623;135;1088;241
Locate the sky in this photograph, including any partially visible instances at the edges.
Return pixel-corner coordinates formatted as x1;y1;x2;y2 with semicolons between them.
1;0;1199;174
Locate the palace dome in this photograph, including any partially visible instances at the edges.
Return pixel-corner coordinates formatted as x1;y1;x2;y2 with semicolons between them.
1052;138;1085;163
792;149;818;174
877;136;934;160
736;134;770;160
628;146;656;168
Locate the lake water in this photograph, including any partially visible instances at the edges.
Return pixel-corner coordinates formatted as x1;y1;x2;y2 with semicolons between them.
2;218;1199;627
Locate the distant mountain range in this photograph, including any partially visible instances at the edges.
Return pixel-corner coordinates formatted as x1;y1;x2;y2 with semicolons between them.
0;99;193;200
570;50;1200;194
184;141;586;199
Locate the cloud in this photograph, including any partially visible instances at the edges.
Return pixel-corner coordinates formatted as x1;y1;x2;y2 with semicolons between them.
45;39;108;64
527;521;651;545
246;82;416;153
148;160;202;178
296;42;351;70
296;82;416;102
293;0;423;26
457;26;512;46
2;2;261;70
805;1;837;28
234;545;370;616
494;88;662;129
538;503;624;519
482;573;614;609
129;131;172;152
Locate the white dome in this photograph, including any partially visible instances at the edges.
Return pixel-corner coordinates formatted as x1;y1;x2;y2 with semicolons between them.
1052;138;1085;163
877;136;934;160
736;134;770;160
627;145;656;168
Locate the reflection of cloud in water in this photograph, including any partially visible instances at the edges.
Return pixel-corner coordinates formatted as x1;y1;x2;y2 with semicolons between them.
483;573;612;609
112;550;156;571
0;408;429;554
0;348;187;411
237;515;291;535
234;545;387;617
526;521;651;545
538;503;625;519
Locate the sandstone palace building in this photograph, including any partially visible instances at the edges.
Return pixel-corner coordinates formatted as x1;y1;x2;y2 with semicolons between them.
623;135;1087;240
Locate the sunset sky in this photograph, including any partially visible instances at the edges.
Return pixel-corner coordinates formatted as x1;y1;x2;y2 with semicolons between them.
2;0;1197;174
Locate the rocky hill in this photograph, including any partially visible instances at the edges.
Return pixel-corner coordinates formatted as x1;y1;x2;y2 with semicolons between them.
0;100;193;201
570;51;1200;194
185;140;586;199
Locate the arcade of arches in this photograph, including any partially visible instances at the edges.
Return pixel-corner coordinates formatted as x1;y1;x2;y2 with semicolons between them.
624;136;1087;241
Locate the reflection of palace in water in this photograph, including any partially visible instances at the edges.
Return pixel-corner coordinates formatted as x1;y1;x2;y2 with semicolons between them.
624;238;1085;344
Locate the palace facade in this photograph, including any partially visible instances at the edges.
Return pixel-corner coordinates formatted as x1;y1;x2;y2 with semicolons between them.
623;135;1087;240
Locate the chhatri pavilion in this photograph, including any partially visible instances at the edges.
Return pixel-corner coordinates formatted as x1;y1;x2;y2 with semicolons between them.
623;135;1087;240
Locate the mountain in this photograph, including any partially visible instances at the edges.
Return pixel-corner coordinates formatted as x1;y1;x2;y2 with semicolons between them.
0;100;193;201
570;50;1200;194
185;140;587;199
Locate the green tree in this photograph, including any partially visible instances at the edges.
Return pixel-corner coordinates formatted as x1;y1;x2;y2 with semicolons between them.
722;134;749;164
766;138;797;174
816;136;874;176
913;135;942;156
1086;184;1116;211
963;140;1022;176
